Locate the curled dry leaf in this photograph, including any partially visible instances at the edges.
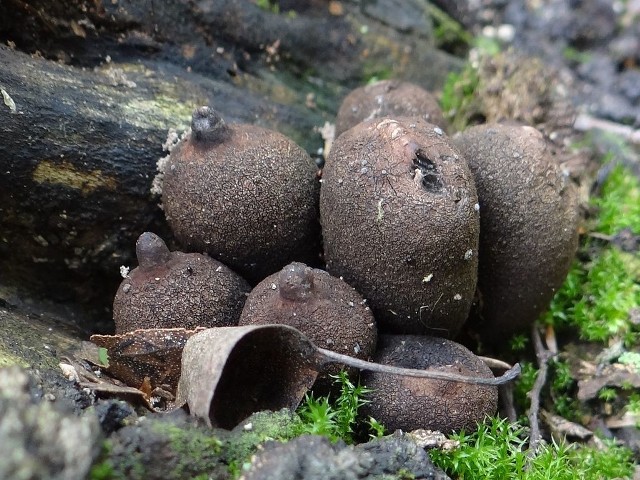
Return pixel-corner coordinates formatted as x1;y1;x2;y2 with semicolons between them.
176;325;521;429
577;363;640;401
60;355;154;409
90;327;205;395
175;325;319;429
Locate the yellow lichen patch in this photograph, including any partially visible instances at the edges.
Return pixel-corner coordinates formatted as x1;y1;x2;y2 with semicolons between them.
32;160;116;194
0;351;30;369
123;95;194;131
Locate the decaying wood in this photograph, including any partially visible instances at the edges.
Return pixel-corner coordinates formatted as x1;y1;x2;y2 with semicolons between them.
0;1;462;324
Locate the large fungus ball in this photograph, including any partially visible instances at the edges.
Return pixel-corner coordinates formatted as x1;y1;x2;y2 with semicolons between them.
113;232;250;333
453;123;580;344
335;80;447;138
162;107;320;283
360;335;498;434
239;262;377;364
320;117;479;338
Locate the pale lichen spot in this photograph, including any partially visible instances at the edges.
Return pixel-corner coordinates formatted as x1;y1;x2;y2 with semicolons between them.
32;160;116;195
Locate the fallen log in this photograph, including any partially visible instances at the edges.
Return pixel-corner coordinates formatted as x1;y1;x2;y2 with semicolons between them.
0;0;461;327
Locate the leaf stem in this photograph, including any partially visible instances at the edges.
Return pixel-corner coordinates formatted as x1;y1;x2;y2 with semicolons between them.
316;348;521;386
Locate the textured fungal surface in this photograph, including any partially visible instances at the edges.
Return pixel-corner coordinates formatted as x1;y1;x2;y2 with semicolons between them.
334;80;447;138
162;107;320;283
320;117;479;337
239;262;377;363
453;124;580;344
113;232;250;333
360;335;498;434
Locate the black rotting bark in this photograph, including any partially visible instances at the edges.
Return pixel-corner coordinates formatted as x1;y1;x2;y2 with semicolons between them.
0;1;460;326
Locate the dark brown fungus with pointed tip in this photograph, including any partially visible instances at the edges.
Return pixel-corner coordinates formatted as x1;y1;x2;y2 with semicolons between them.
113;232;250;333
161;107;320;283
320;117;479;337
361;335;498;434
453;124;580;345
238;262;377;373
190;106;229;143
335;80;448;138
278;262;315;302
136;231;172;268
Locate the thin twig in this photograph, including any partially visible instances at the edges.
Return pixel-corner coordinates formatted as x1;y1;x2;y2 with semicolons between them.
527;323;556;456
573;113;640;144
317;348;521;386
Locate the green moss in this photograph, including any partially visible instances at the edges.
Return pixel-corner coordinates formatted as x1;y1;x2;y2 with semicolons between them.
154;422;223;478
294;371;377;444
549;360;580;420
222;409;300;472
533;157;640;431
594;163;640;235
439;64;480;132
429;417;635;480
88;440;115;480
255;0;279;14
425;4;472;55
89;460;115;480
542;162;640;345
514;361;538;412
562;46;592;64
618;351;640;372
223;373;382;478
544;247;640;344
93;422;225;480
362;63;394;85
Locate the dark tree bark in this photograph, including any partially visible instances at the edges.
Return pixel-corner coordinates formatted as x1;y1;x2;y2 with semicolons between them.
0;0;462;329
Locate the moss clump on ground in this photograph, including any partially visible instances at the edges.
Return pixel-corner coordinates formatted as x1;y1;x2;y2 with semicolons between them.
223;409;301;476
593;163;640;235
426;4;472;56
89;418;226;480
545;248;640;344
157;422;223;479
429;417;635;480
439;64;480;132
224;373;381;477
543;162;640;345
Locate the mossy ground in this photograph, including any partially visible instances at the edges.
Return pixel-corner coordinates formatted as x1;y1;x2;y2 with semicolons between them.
429;416;635;480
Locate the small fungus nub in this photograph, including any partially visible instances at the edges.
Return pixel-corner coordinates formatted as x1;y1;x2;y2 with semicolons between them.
191;106;228;144
278;262;315;301
136;232;172;269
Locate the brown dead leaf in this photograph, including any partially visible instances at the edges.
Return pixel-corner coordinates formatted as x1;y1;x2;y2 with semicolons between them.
90;327;205;395
605;411;640;429
541;409;593;443
60;355;154;409
577;363;640;401
175;325;318;429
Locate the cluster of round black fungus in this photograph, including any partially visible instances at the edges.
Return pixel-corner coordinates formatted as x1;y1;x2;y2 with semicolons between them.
239;262;377;390
112;80;579;432
113;232;250;333
361;335;498;434
453;124;580;345
321;116;479;339
162;106;320;284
